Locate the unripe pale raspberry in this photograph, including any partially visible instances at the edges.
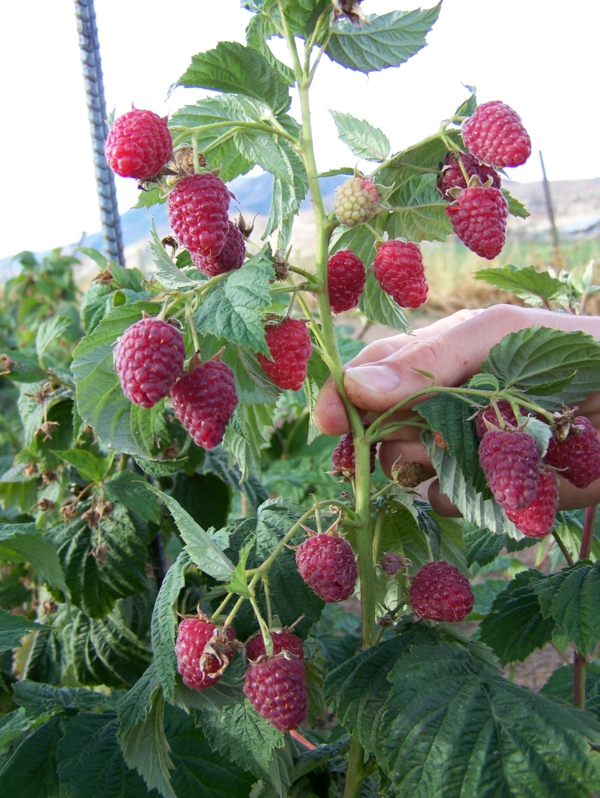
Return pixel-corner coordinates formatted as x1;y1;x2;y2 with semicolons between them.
167;173;231;257
436;151;501;200
244;655;308;731
462;100;531;168
105;109;172;180
245;630;304;662
296;533;357;603
175;618;237;690
543;416;600;489
478;429;541;511
373;240;429;309
331;431;376;478
409;560;474;622
333;177;379;227
114;317;186;408
327;250;366;313
257;318;312;391
191;221;246;277
445;186;508;260
171;359;238;450
505;469;558;538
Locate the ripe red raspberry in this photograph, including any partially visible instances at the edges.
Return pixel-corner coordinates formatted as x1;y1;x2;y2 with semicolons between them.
373;240;429;309
327;250;366;313
175;617;237;690
436;151;501;200
475;400;521;439
479;429;541;511
191;221;246;277
167;173;231;257
257;318;312;391
445;186;508;260
296;533;357;603
333;177;379;227
409;560;474;622
331;431;376;478
543;416;600;489
114;317;185;408
244;654;308;731
505;469;558;538
170;358;238;450
462;100;531;168
104;109;172;180
245;630;304;662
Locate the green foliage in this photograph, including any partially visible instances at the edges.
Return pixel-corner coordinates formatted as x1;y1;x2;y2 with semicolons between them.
330;111;390;162
475;264;570;306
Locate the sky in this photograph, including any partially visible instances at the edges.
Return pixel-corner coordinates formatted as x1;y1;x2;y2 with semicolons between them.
1;0;599;259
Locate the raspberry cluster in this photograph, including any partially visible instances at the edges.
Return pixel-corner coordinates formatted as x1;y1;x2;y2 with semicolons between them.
296;532;358;602
373;239;428;309
105;108;172;180
258;318;312;391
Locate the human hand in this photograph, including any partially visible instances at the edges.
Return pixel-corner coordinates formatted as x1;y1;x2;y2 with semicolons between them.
314;304;600;513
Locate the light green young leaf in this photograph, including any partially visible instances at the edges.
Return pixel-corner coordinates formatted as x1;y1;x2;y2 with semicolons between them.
0;349;46;383
71;301;164;457
224;535;255;597
358;272;411;332
384;173;453;242
330;110;390;161
144;484;234;580
173;41;291;115
36;315;74;360
55;448;114;482
149;221;200;291
224;403;275;483
502;188;530;219
150;551;191;703
474;264;569;306
326;6;441;73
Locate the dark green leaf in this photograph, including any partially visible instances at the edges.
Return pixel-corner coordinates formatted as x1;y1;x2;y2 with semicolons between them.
533;560;600;654
358;272;411;332
104;471;161;524
151;551;191;703
0;716;62;798
22;625;63;684
117;665;161;734
481;327;600;409
133;458;188;476
13;681;115;716
174;42;291;114
224;404;275;483
385;173;452;242
0;523;69;595
170;472;231;532
330;111;390;161
0;707;32;748
0;609;39;655
71;302;165;457
326;6;441;74
463;523;536;567
57;712;150;798
474;264;569;306
479;569;556;664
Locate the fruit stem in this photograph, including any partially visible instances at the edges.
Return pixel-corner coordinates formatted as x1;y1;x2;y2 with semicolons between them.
573;649;587;710
579;504;597;560
552;530;574;567
185;300;201;353
343;737;369;798
211;591;234;623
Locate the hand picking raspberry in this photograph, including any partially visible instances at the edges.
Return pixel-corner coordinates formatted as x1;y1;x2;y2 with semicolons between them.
314;305;600;515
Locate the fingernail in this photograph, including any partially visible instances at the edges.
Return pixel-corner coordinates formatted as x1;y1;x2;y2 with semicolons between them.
344;364;401;392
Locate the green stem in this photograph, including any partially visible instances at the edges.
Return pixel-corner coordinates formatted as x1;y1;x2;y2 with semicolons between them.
573;649;587;710
579;504;597;560
211;591;234;623
552;530;574;567
344;737;369;798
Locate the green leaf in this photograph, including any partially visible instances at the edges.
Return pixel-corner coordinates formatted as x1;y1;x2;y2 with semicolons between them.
533;560;600;654
71;302;165;458
330;111;390;161
194;249;275;354
119;690;176;798
423;431;522;539
149;222;200;291
151;551;191;703
13;682;115;717
55;448;114;482
0;609;39;654
224;535;255;597
245;12;296;85
541;661;600;708
133;458;187;476
0;716;62;798
0;349;47;382
416;392;487;493
325;627;600;796
48;505;149;617
35;316;74;361
80;283;116;334
384;173;452;242
104;471;161;524
479;569;556;664
474;264;569;306
145;485;234;580
330;223;377;264
0;523;69;596
481;326;600;409
21;625;63;684
224;404;275;483
463;523;536;567
57;712;149;798
117;664;161;733
174;41;291;114
326;6;441;74
0;707;33;748
502;188;530;219
358;272;411;332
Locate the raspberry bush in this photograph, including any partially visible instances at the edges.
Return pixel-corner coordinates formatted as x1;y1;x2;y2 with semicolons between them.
2;4;600;798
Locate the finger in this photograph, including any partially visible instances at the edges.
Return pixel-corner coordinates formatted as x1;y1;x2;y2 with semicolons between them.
378;440;436;481
427;479;463;517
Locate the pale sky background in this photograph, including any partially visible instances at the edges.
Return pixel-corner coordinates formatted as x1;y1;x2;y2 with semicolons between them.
1;0;599;259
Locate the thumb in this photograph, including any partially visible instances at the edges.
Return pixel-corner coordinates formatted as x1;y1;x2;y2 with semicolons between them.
342;305;527;413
